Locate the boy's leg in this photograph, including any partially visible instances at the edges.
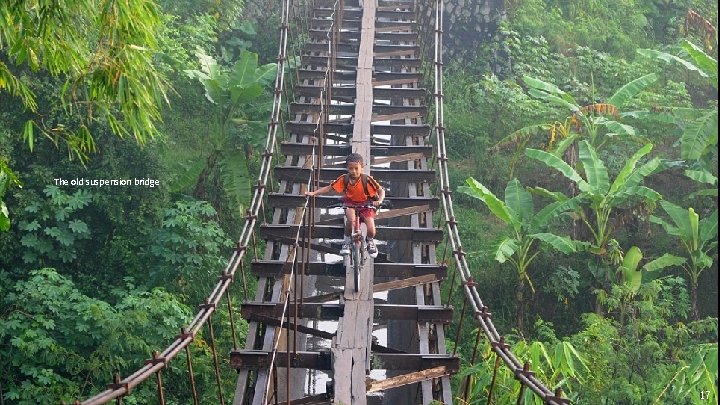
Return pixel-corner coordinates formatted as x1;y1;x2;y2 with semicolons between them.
339;208;355;255
362;211;379;258
364;216;376;239
344;208;355;237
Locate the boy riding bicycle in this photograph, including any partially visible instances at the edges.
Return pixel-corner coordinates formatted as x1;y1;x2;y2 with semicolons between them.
305;153;385;258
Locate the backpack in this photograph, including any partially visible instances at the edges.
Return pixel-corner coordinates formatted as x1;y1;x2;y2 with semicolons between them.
342;173;378;201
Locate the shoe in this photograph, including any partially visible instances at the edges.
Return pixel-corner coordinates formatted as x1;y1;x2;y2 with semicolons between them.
367;240;378;258
339;243;351;255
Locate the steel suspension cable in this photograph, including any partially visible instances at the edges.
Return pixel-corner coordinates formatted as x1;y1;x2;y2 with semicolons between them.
428;0;568;403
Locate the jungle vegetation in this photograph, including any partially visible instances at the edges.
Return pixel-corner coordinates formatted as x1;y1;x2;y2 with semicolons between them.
0;0;717;404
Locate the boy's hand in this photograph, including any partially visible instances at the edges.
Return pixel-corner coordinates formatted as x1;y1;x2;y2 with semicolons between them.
305;191;315;197
373;200;382;207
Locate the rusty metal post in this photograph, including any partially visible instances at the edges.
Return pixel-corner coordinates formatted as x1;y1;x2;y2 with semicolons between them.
112;372;123;405
151;351;166;405
206;314;226;405
226;286;239;350
184;341;200;405
452;295;468;357
240;260;249;301
463;327;483;401
515;362;531;405
486;353;502;405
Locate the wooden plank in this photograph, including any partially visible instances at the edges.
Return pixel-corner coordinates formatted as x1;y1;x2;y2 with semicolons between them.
366;366;450;393
332;2;376;403
371;112;420;123
280;143;431;158
372;78;420;87
251;260;447;279
259;223;443;242
371;153;424;166
273;166;435;183
373;274;438;293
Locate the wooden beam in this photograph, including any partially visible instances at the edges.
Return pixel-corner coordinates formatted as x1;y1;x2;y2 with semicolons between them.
371;153;424;166
373;274;439;293
366;366;450;393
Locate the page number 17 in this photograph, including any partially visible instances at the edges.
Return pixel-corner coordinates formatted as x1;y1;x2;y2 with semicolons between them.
700;390;711;400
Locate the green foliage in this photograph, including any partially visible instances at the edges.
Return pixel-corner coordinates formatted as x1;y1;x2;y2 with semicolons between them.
182;49;276;214
455;330;589;404
578;277;717;404
18;186;93;266
146;200;233;304
637;40;719;166
650;200;718;318
0;160;20;231
0;268;190;404
507;0;657;57
0;0;169;160
459;178;586;289
526;141;664;255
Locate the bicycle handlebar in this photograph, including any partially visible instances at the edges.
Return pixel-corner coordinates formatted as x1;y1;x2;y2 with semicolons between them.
326;200;392;210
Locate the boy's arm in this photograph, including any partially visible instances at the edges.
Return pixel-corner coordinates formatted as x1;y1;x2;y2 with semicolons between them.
373;186;386;206
305;184;333;197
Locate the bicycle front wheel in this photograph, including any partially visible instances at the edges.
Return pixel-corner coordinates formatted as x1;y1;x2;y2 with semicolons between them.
352;243;361;292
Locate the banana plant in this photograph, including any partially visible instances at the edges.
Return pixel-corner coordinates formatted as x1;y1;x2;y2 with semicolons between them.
493;73;658;172
459;178;586;331
685;169;718;199
526;140;664;258
636;40;718;167
185;49;277;213
619;246;687;295
649;200;718;319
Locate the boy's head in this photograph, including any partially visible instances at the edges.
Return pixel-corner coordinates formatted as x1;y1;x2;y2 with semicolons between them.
345;153;364;179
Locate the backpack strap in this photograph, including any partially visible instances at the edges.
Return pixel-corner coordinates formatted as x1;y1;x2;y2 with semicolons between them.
343;173;373;200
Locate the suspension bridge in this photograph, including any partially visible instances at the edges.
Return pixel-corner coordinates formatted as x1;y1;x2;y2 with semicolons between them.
76;0;570;404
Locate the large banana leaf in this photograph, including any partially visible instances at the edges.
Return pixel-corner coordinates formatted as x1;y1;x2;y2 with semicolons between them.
607;73;658;108
525;148;591;193
658;201;694;239
552;132;580;157
650;215;682;237
219;150;252;215
622;246;643;292
681;40;718;88
531;196;582;229
459;178;517;227
623;157;663;189
610;143;653;194
523;75;580;112
528;89;581;114
530;233;585;254
643;253;687;272
579;141;609;194
681;109;717;160
530;186;570;202
621;107;704;123
491;123;551;151
685;169;717;185
505;178;533;225
637;48;709;77
495;237;519;263
609;186;662;206
600;119;639;139
699;210;718;244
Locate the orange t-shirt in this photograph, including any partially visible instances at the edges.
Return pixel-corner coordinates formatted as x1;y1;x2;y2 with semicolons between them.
330;174;381;203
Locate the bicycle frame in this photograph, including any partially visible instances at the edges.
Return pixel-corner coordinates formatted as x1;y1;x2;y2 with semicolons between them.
345;203;375;292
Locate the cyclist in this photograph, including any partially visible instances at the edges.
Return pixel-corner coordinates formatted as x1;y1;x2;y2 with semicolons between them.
305;153;385;258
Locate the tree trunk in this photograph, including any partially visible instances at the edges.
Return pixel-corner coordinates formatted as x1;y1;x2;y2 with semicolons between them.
691;280;699;320
516;280;526;336
194;151;219;200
